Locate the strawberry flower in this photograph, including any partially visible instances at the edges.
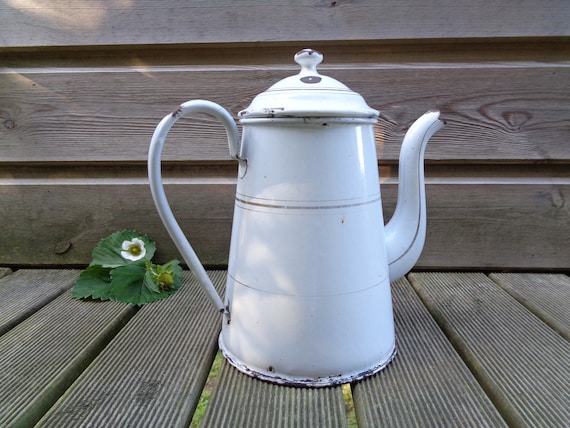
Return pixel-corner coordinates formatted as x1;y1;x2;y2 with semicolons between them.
121;237;146;261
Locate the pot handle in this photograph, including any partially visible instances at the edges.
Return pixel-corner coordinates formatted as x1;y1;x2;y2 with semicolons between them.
148;100;240;318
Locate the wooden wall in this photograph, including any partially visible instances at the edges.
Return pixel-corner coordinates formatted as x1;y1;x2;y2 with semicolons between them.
1;1;569;270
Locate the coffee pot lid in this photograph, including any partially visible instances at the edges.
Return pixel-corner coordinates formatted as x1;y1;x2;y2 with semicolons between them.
238;49;379;119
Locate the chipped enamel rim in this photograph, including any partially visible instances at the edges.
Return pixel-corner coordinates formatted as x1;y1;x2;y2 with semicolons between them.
218;334;397;387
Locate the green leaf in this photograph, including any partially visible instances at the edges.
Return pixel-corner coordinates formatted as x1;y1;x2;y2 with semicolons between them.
71;265;113;300
144;269;162;294
109;262;180;306
91;230;156;268
109;264;147;304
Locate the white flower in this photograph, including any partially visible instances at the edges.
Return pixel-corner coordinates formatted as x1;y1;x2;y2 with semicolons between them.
121;238;146;261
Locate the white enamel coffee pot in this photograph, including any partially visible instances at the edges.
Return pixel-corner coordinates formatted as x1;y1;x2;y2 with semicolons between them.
148;49;444;386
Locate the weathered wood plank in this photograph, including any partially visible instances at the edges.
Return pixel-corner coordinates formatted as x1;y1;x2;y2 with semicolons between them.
38;271;224;427
201;360;348;427
1;63;569;162
2;40;570;69
489;273;570;341
418;182;570;270
0;280;135;427
0;180;235;266
1;174;568;269
352;279;505;427
0;269;78;336
352;277;505;427
1;1;568;49
408;272;570;427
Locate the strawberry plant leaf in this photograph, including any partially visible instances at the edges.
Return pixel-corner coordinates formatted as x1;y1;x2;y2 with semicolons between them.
110;263;180;305
71;265;113;300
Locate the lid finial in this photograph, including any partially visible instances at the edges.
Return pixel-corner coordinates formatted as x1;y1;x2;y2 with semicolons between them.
294;49;323;75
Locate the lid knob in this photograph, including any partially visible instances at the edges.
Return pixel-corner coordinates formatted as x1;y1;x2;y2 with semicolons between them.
294;49;323;75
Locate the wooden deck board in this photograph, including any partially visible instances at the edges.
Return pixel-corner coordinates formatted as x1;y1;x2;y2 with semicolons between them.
201;360;348;427
0;269;78;336
352;277;506;427
0;270;567;426
489;273;570;341
0;273;135;427
408;272;570;427
0;267;12;279
37;271;225;427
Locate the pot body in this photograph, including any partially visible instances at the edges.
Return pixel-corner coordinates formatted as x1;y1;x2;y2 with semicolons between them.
219;118;396;386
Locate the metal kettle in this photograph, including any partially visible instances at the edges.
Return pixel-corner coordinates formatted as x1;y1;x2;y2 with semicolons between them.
148;49;444;386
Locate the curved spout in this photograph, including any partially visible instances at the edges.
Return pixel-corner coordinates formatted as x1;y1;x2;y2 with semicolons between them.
385;110;444;282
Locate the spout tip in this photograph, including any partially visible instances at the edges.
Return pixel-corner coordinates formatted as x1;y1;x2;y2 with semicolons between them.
426;110;446;131
426;109;447;127
426;109;441;120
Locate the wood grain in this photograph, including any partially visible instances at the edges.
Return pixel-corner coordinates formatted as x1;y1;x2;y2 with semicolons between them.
0;278;136;427
2;271;566;425
409;272;570;427
352;278;505;426
38;271;224;427
1;167;568;268
1;1;569;49
1;63;569;162
201;358;348;427
489;273;570;340
1;3;568;270
3;40;570;69
0;269;78;336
